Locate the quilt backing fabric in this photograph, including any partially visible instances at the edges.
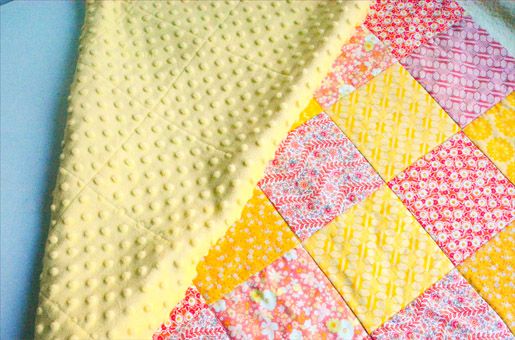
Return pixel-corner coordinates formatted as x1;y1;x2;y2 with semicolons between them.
36;0;514;339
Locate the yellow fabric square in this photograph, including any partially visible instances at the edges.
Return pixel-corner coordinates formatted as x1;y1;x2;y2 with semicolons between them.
328;63;460;181
194;187;299;304
458;222;515;332
464;92;515;183
303;184;454;332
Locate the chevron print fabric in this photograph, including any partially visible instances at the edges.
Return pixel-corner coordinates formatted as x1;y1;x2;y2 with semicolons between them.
153;287;229;340
402;15;515;127
259;112;384;241
371;269;513;339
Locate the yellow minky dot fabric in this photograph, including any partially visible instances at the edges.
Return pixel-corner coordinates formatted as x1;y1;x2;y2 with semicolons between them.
35;1;371;339
194;187;299;304
328;62;460;182
303;184;454;332
458;221;515;332
463;91;515;183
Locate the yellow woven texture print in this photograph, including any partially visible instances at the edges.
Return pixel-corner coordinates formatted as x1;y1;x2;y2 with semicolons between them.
36;1;371;338
328;63;459;181
464;92;515;183
303;184;454;332
194;187;299;304
458;222;515;332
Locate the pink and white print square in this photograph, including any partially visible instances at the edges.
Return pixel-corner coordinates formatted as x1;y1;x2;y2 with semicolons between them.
259;113;383;240
372;269;513;339
402;15;515;127
211;247;369;340
389;132;515;265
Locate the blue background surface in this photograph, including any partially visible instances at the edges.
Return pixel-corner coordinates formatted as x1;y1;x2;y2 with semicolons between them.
1;2;85;338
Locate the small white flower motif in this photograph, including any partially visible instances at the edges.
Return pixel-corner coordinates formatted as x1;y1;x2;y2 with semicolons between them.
289;329;303;340
212;299;227;312
338;84;356;97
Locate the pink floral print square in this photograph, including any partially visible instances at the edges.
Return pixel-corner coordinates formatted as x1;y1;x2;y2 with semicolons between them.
211;247;369;340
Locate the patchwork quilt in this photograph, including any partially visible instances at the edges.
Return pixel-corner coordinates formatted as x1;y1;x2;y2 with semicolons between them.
36;0;514;339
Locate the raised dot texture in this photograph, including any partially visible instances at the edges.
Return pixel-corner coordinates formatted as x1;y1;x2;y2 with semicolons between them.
36;1;371;339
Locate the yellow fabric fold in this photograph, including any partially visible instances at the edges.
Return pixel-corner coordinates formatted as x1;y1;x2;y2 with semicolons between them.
35;1;371;338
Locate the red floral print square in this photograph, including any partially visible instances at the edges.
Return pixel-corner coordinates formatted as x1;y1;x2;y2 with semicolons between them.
365;0;464;59
389;132;515;265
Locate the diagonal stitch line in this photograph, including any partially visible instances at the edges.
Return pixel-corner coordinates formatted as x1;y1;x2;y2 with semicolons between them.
73;65;233;156
60;167;175;245
39;294;95;340
52;2;241;227
132;2;216;42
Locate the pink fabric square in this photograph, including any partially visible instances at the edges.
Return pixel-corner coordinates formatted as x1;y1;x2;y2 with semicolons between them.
211;247;370;340
259;113;383;241
372;269;513;339
314;25;396;109
402;15;515;127
365;0;464;59
389;132;515;265
154;286;229;340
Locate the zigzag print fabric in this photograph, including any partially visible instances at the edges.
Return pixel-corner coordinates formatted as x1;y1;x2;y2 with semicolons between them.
371;269;513;339
259;113;383;240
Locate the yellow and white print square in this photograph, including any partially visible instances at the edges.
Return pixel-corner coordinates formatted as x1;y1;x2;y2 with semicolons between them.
328;63;459;181
303;184;454;332
464;92;515;183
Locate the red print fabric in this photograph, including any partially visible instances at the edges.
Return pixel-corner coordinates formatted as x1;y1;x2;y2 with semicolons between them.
259;113;383;241
372;269;513;339
389;132;515;265
154;286;228;340
365;0;464;59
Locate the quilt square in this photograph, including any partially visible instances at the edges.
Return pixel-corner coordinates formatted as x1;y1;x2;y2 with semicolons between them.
154;286;229;340
464;92;515;182
389;132;515;265
371;269;513;339
259;112;383;241
194;187;299;304
365;0;464;59
458;221;515;332
303;185;453;332
329;63;460;181
402;15;515;127
211;247;369;340
314;25;396;109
